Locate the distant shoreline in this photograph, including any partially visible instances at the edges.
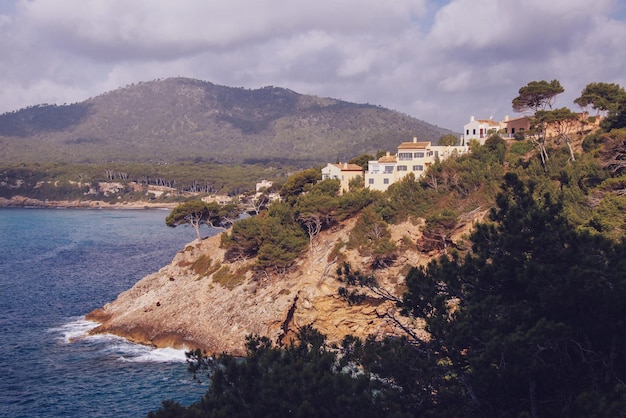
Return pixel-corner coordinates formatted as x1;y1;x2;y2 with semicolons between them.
0;196;178;210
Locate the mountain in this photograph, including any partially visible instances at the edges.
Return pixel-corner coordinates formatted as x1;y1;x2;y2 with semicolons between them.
0;77;456;166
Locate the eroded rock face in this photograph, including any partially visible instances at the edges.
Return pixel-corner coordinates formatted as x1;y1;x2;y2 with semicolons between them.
87;216;463;355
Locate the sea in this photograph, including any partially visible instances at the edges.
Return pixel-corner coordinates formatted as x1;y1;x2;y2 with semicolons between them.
0;208;213;417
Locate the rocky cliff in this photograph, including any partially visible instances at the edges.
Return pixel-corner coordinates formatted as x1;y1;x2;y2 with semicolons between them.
86;215;481;356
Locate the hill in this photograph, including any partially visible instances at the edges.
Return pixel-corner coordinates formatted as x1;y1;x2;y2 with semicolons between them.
0;77;455;166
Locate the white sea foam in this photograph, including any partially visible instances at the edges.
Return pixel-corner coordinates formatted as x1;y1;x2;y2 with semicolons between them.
117;346;189;363
50;318;99;343
51;318;189;363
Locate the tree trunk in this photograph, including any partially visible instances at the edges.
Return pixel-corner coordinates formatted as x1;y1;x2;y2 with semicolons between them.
530;378;538;418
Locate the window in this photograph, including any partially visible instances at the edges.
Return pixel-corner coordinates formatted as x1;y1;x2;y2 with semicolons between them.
398;152;412;160
466;129;469;135
383;178;389;184
384;166;394;173
368;178;374;184
511;128;515;134
397;165;407;171
414;152;425;158
473;129;476;135
413;165;424;171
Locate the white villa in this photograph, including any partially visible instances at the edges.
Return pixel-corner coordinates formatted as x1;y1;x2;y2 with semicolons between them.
321;162;364;194
461;116;502;145
365;138;469;192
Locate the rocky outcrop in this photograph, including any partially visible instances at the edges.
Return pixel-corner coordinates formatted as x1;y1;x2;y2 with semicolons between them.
86;213;484;356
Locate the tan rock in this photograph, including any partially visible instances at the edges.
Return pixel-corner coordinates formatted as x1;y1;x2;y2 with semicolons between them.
86;214;484;356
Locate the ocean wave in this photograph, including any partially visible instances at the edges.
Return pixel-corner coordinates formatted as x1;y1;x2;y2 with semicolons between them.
50;317;189;364
116;346;189;363
49;317;99;343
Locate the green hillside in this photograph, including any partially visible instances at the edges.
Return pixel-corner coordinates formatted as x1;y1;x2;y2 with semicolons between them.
0;77;455;165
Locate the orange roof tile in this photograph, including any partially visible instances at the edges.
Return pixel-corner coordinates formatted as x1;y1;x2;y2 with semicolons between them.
332;163;363;171
398;141;430;149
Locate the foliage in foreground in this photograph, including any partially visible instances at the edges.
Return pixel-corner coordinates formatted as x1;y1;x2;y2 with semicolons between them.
148;327;412;418
403;172;626;417
152;172;626;417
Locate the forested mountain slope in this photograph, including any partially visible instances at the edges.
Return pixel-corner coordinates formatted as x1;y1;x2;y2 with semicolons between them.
0;77;455;165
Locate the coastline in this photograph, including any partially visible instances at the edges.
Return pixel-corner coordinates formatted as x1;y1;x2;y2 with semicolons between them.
0;196;179;210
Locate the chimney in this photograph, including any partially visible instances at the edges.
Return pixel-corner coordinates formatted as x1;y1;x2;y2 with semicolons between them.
470;116;475;121
413;136;417;143
344;163;348;169
504;114;509;122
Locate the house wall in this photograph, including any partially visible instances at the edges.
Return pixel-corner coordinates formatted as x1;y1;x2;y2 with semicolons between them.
462;116;500;145
500;116;531;138
322;163;363;194
365;140;469;191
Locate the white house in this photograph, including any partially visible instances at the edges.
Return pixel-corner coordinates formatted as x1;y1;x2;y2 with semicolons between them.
462;116;501;145
365;138;469;191
365;153;397;191
321;162;364;194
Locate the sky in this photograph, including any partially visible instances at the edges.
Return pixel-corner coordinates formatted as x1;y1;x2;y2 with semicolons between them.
1;0;625;132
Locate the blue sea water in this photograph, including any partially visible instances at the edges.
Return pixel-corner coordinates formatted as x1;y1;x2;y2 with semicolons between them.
0;208;211;417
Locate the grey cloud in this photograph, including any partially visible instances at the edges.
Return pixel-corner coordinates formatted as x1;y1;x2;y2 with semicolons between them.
1;0;625;131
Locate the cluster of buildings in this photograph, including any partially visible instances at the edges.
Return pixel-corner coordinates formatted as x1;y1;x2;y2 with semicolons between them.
324;111;600;194
322;137;469;192
461;113;600;145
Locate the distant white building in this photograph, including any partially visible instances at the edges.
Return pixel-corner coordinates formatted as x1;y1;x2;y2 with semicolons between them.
321;163;364;194
365;138;469;191
462;116;501;145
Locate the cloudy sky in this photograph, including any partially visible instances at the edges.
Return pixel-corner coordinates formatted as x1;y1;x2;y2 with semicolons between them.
1;0;625;131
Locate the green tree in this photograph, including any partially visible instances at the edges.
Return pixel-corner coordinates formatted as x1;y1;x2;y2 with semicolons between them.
574;82;626;117
295;181;340;250
166;200;239;241
438;134;458;146
349;153;375;171
512;79;564;113
535;107;580;161
149;327;411;418
279;168;321;203
349;206;397;268
513;79;565;168
256;216;308;274
402;173;626;416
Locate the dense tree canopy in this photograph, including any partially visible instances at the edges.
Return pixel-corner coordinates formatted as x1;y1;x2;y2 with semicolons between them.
402;173;626;416
575;82;626;117
148;327;412;418
512;79;564;113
